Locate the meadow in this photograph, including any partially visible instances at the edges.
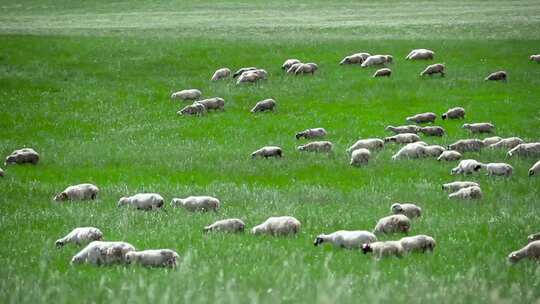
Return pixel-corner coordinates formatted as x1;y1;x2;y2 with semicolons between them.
1;0;540;303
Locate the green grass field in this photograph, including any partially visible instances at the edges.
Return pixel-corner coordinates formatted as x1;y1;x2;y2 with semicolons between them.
1;1;540;303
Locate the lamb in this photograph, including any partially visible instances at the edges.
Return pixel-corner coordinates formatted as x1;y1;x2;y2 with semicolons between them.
488;137;524;149
5;148;40;165
437;150;462;161
420;63;445;76
406;49;435;60
451;159;484;175
373;68;391;77
294;63;318;75
361;55;393;67
295;128;327;139
233;67;257;78
441;107;465;120
194;97;225;111
204;218;245;233
448;139;485;153
117;193;165;210
391;142;427;160
339;53;370;65
420;126;445;137
125;249;180;268
483;136;503;146
211;68;231;81
390;203;422;219
482;163;513;177
462;123;495;134
297;141;333;153
55;227;103;247
384;133;421;144
53;183;99;202
530;55;540;62
507;143;540;158
282;59;301;70
177;103;206;116
406;112;437;124
485;71;507;81
71;241;135;266
251;216;301;236
424;145;446;157
528;233;540;243
399;235;436;253
170;196;220;212
286;63;302;74
373;214;411;234
251;99;276;113
529;160;540;176
361;241;404;259
448;185;483;200
442;181;480;192
171;89;201;101
346;138;384;153
251;146;282;159
350;148;370;166
507;240;540;263
314;230;377;249
385;125;421;134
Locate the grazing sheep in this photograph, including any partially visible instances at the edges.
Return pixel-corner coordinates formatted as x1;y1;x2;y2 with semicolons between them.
384;133;422;144
286;63;302;74
420;63;445;77
170;196;220;212
437;150;462;161
400;235;436;253
391;142;427;160
294;63;318;75
177;103;207;116
251;99;276;113
5;148;39;165
361;55;393;67
462;123;495;134
295;128;327;140
204;218;245;233
507;240;540;264
233;67;257;78
406;49;435;60
448;185;483;200
171;89;202;101
251;146;282;159
56;227;103;247
442;181;479;192
406;112;437;124
361;241;404;259
529;160;540;176
282;59;301;70
483;136;503;146
251;216;301;236
385;125;421;134
339;53;370;65
211;68;231;81
118;193;165;210
448;139;485;153
451;159;483;175
489;137;524;149
125;249;180;268
507;143;540;158
373;214;411;234
482;163;513;177
0;168;4;177
424;145;446;157
236;70;264;84
194;97;225;111
373;68;392;77
71;241;135;266
530;55;540;62
350;148;370;166
347;138;385;153
391;203;422;219
314;230;377;249
485;71;507;81
53;183;99;202
528;233;540;243
297;141;333;153
441;107;465;120
420;126;445;137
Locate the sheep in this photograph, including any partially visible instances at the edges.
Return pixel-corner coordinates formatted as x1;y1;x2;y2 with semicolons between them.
361;241;404;259
507;240;540;264
125;249;180;268
406;49;435;60
170;196;220;212
233;67;256;78
339;53;370;65
294;63;318;75
390;203;422;219
286;63;302;74
406;112;437;124
236;70;265;84
204;218;245;233
451;159;483;175
4;148;39;165
442;181;479;192
441;107;465;120
481;163;513;177
420;126;445;137
295;128;327;140
171;89;201;101
251;99;276;113
384;133;421;144
448;139;485;153
507;143;540;158
373;214;411;234
420;63;445;76
530;55;540;63
118;193;165;210
194;97;225;111
211;68;231;81
385;125;421;134
350;148;370;166
347;138;384;154
251;216;301;236
448;185;483;200
177;103;207;116
314;230;377;249
528;233;540;243
488;137;524;149
391;142;427;160
529;160;540;176
462;123;495;134
55;227;103;247
361;55;393;68
437;150;462;161
53;183;100;202
282;59;301;70
251;146;282;159
424;145;446;157
485;71;507;81
70;241;135;266
483;136;503;146
399;235;436;253
297;141;333;153
373;68;391;77
0;168;4;177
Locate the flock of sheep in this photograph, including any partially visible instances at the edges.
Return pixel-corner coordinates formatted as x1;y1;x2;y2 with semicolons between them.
2;49;540;267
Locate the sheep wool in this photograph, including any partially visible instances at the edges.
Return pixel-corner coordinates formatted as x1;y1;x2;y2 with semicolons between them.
53;183;99;202
251;146;283;159
177;103;207;116
391;142;427;160
294;63;318;75
442;181;479;192
385;125;421;134
507;143;540;158
211;68;231;81
507;240;540;263
5;148;40;165
195;97;225;111
483;136;503;146
347;138;384;153
406;49;435;60
117;193;165;210
204;218;246;233
295;128;327;140
420;63;445;76
170;89;202;101
251;99;276;113
70;241;135;266
339;52;370;65
297;141;333;153
55;227;103;247
233;67;257;78
251;216;301;236
448;139;485;153
314;230;377;249
125;249;180;268
373;214;411;234
448;185;483;200
406;112;437;124
451;159;483;175
489;137;524;149
361;241;404;259
462;123;495;134
361;55;392;68
282;59;301;70
384;133;421;144
441;107;465;120
399;235;436;253
420;126;445;137
170;196;220;212
437;150;462;161
391;203;422;219
350;148;370;166
482;163;513;177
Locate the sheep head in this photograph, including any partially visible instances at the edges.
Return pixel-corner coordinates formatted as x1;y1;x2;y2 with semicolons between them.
54;192;68;202
361;243;373;254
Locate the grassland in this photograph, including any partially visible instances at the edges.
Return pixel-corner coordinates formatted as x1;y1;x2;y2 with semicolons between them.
1;1;540;303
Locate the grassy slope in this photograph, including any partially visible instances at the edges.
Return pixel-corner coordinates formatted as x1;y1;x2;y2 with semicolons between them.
1;1;540;303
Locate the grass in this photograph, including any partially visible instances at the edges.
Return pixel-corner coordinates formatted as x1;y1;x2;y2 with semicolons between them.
1;0;540;303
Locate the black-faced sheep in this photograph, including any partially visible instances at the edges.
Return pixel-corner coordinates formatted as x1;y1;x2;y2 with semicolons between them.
204;218;246;233
373;68;391;77
448;185;483;200
507;143;540;158
125;249;180;268
118;193;165;210
451;159;483;175
448;139;485;153
170;196;220;212
373;214;411;234
391;203;422;219
406;49;435;60
5;148;39;165
529;160;540;176
71;241;135;266
53;183;99;202
297;141;333;153
441;107;465;120
295;128;327;140
420;63;445;77
171;89;202;101
406;112;437;124
251;146;282;159
462;123;494;134
507;241;540;264
251;216;301;236
211;68;231;81
485;71;507;81
361;241;404;259
251;99;276;113
350;148;370;166
314;230;377;249
56;227;103;247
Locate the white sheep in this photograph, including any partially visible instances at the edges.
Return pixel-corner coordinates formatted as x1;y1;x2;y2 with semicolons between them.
5;148;40;165
462;123;494;134
55;227;103;247
391;142;427;160
233;67;257;78
406;112;437;124
424;145;446;157
314;230;377;249
195;97;225;111
406;49;435;60
373;68;391;77
420;63;445;77
488;137;524;149
177;103;207;116
485;71;507;81
528;233;540;243
251;216;301;236
451;159;483;175
530;55;540;63
171;89;202;101
294;63;318;75
236;70;263;84
399;235;436;253
286;63;302;74
118;193;165;210
529;160;540;176
442;181;479;192
204;218;246;233
385;125;421;134
170;196;220;212
361;55;393;68
507;143;540;158
347;138;384;153
53;183;99;202
482;163;513;177
441;107;465;120
448;139;485;153
361;241;404;259
390;203;422;219
384;133;421;144
125;249;180;268
507;240;540;263
373;214;411;234
448;185;483;200
71;241;135;266
483;136;503;146
420;126;445;137
437;150;462;161
251;146;283;159
350;148;370;166
295;128;327;139
211;68;231;81
339;53;370;65
282;59;301;70
297;141;333;153
251;99;276;113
